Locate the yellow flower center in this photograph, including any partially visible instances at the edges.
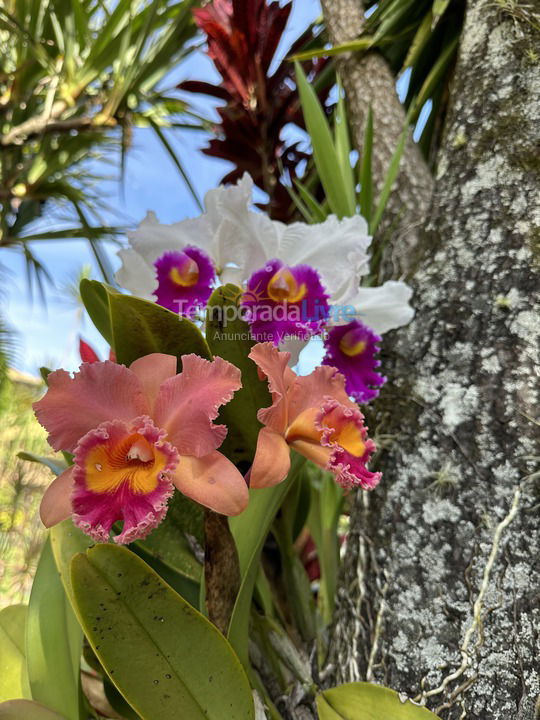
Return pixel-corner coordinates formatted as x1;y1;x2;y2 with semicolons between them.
339;329;367;357
169;256;199;287
84;432;169;494
323;412;365;457
267;267;307;303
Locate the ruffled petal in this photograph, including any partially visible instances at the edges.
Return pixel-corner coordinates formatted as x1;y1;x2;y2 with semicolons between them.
129;353;177;415
250;427;291;488
277;215;371;303
286;366;352;425
33;362;148;453
172;451;249;515
154;354;241;457
315;398;381;490
242;259;329;343
127;211;189;261
153;246;216;316
322;321;386;403
71;417;177;544
40;466;75;527
115;247;157;300
248;343;295;433
346;280;415;334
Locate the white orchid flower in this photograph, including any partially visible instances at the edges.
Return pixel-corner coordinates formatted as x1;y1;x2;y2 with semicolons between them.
115;172;414;339
116;174;373;304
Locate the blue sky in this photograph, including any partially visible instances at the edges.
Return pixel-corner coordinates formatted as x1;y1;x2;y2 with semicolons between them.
3;1;321;375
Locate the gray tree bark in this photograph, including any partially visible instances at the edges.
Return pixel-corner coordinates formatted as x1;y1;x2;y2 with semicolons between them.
320;0;434;276
327;2;540;719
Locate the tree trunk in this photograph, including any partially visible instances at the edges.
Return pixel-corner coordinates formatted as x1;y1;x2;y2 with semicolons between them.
320;0;434;276
327;2;540;719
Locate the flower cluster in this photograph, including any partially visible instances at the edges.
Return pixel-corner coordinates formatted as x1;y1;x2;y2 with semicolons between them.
34;344;380;544
32;174;414;544
116;173;414;403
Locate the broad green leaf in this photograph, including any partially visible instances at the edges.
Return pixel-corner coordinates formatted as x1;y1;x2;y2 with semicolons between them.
0;606;30;702
134;491;203;584
205;285;271;463
295;63;354;218
79;279;113;347
71;545;254;720
17;452;66;477
228;453;305;667
108;292;211;366
0;700;64;720
103;677;141;720
50;519;94;608
317;683;441;720
26;539;82;720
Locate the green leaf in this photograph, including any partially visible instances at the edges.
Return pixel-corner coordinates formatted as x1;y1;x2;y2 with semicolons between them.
79;279;113;347
17;452;66;477
295;62;355;218
26;539;82;720
334;84;356;214
409;36;459;123
289;37;376;62
71;545;254;720
359;108;374;222
369;121;409;235
50;519;94;608
228;453;305;667
108;292;211;366
0;605;30;702
402;11;432;72
292;179;327;223
0;700;64;720
205;285;270;464
432;0;452;27
317;683;442;719
147;119;203;212
307;470;343;624
134;491;203;583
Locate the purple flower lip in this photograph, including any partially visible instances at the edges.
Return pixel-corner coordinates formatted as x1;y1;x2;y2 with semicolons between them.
339;327;369;357
153;246;216;316
243;259;329;344
323;320;386;404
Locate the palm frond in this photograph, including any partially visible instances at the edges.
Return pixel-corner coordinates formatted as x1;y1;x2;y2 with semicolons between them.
0;0;202;284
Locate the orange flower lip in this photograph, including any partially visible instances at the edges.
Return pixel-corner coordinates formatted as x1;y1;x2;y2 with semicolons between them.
83;430;172;495
267;267;307;303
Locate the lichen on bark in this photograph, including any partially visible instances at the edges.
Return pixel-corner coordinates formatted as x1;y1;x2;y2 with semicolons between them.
326;1;540;718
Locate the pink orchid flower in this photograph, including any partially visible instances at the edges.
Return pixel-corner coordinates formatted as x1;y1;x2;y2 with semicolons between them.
33;353;249;544
248;343;381;490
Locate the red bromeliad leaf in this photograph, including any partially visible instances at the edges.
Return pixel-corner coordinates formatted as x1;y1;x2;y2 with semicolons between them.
79;337;116;364
79;337;100;363
180;0;332;221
